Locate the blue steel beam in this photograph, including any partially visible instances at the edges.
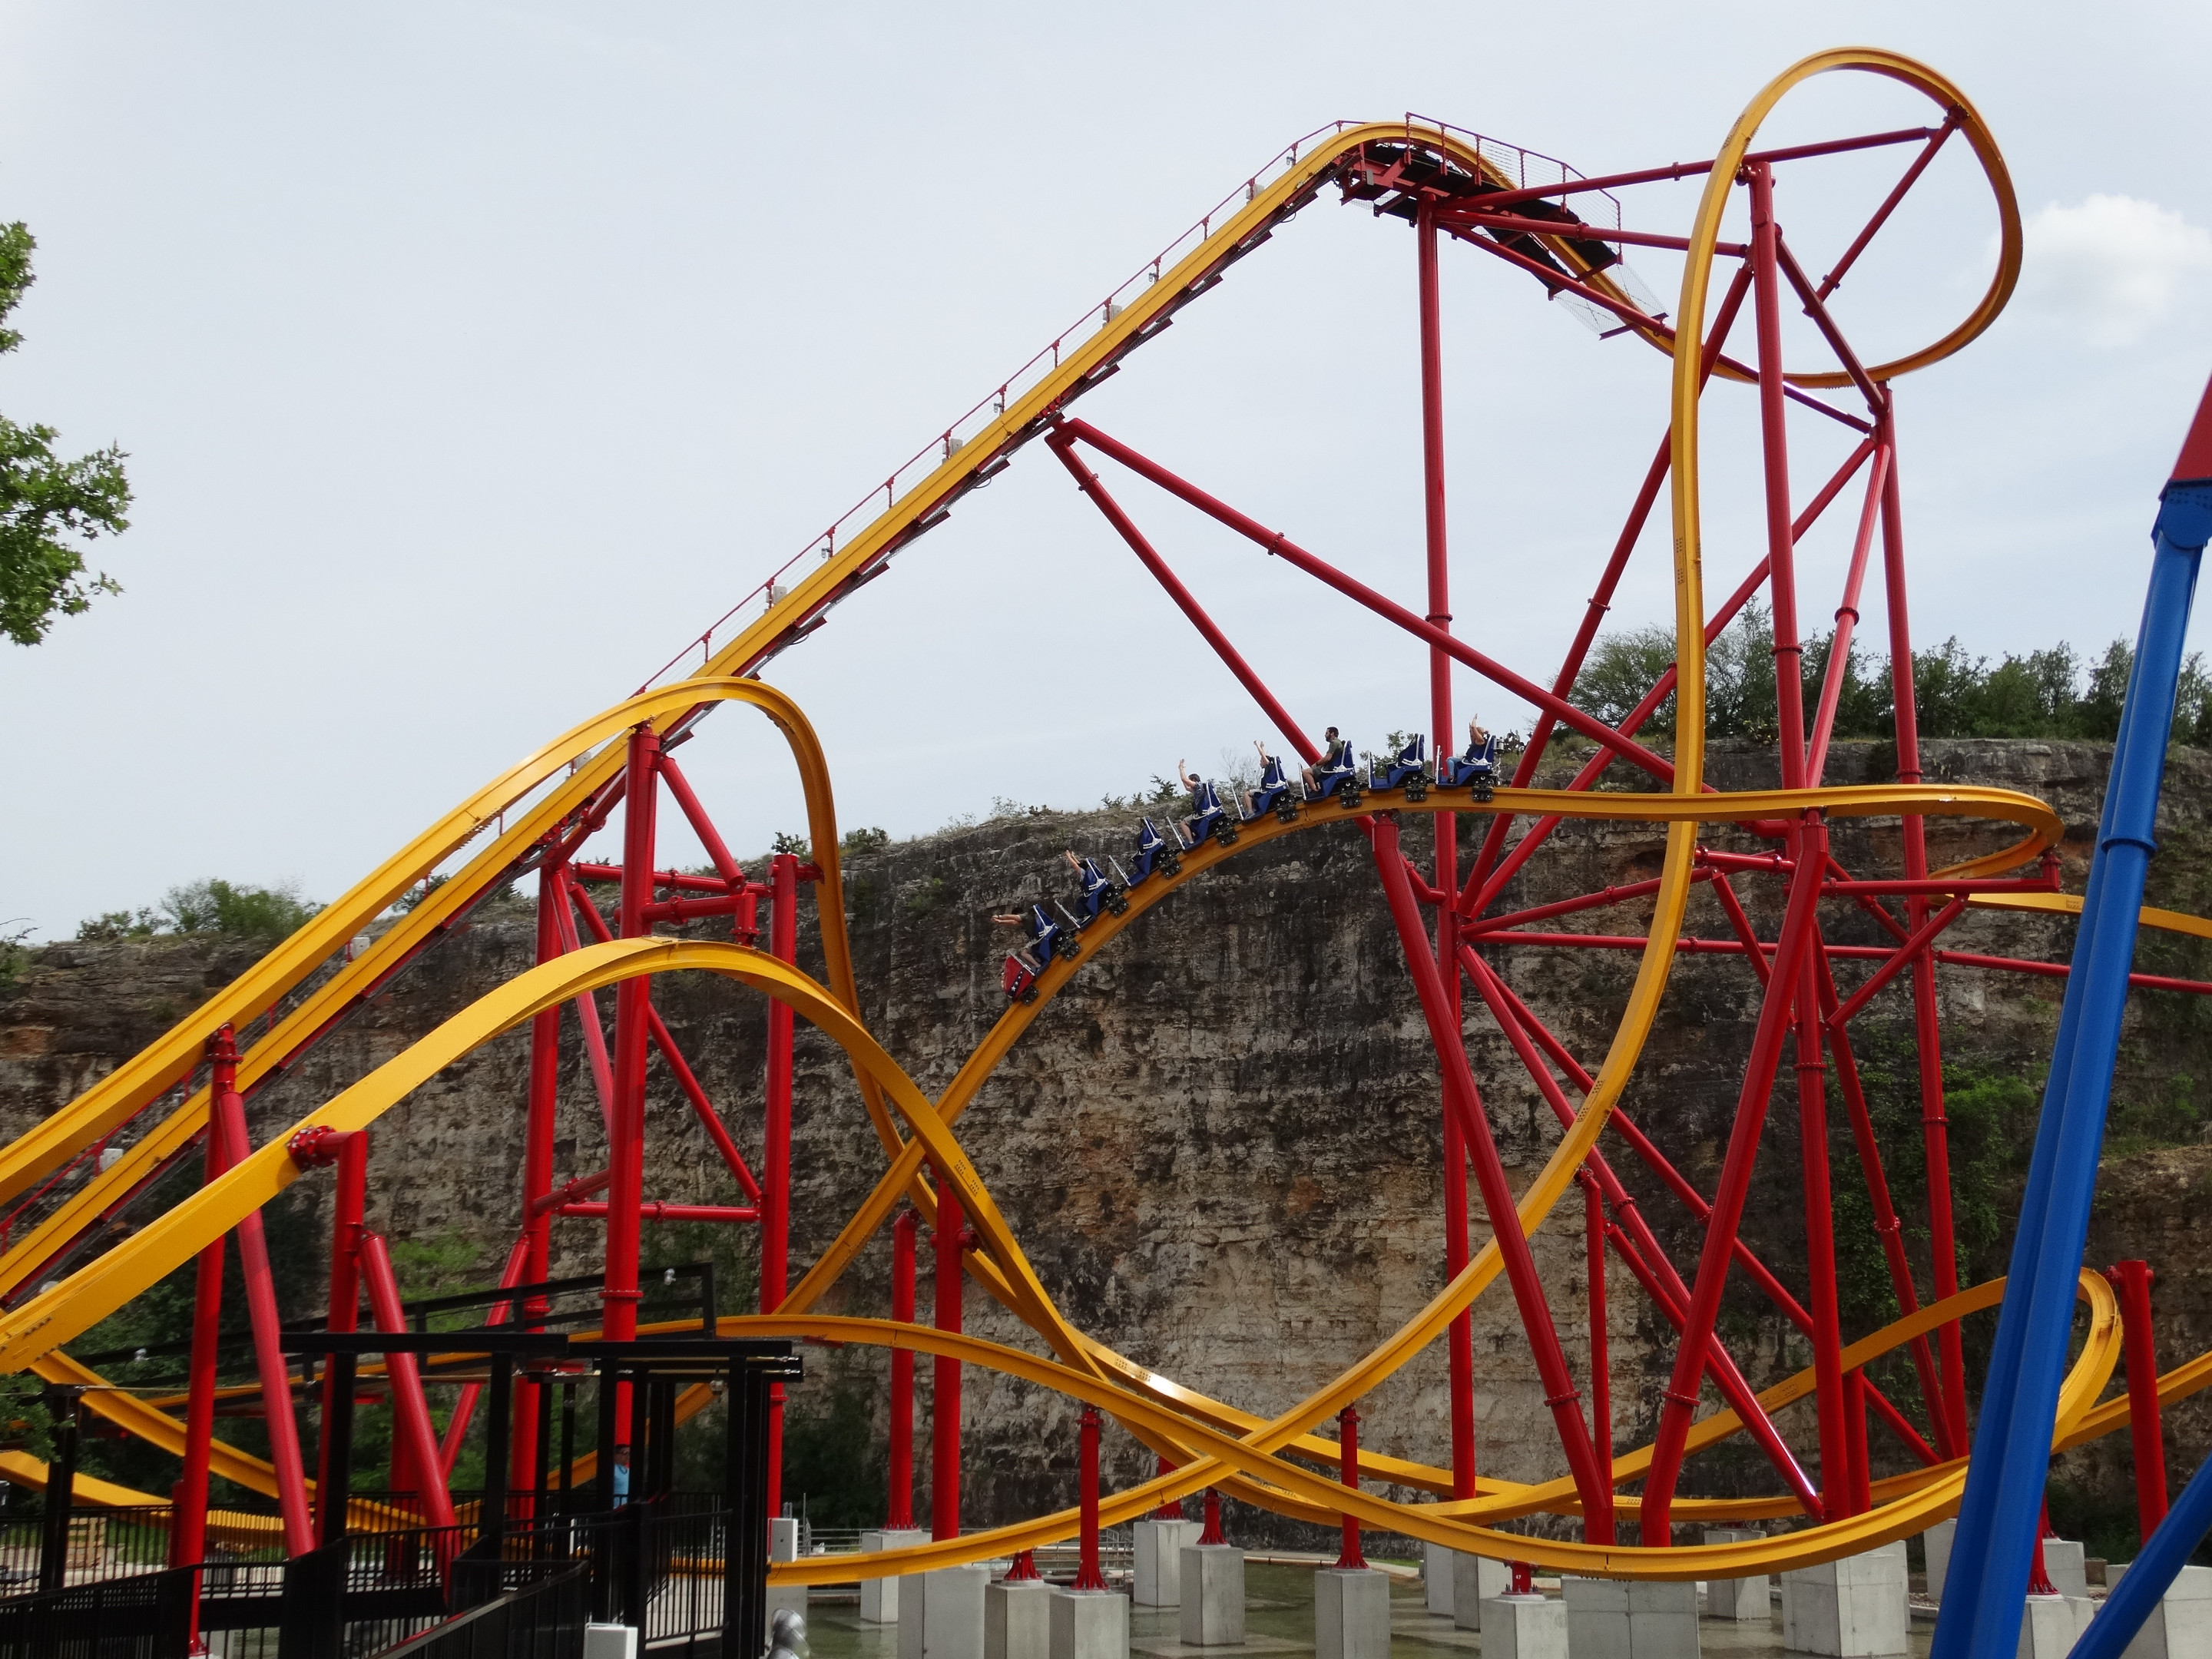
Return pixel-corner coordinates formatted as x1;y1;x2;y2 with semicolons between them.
1933;373;2212;1659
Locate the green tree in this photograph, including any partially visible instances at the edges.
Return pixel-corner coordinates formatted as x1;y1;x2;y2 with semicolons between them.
0;224;131;645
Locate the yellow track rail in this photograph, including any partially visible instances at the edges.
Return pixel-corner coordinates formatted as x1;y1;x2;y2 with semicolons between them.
3;49;2170;1586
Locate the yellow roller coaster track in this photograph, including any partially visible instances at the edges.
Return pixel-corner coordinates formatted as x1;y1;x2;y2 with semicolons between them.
2;48;2190;1588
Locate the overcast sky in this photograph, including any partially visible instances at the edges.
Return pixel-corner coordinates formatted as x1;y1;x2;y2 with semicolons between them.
2;2;2208;941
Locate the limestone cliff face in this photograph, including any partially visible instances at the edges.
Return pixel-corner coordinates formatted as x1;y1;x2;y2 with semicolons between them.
4;738;2210;1545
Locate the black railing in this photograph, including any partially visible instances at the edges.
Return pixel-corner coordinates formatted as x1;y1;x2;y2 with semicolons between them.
0;1561;195;1659
381;1564;588;1659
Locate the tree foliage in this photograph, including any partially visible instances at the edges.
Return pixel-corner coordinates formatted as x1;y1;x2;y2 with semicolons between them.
0;223;131;646
77;879;320;943
1571;605;2212;747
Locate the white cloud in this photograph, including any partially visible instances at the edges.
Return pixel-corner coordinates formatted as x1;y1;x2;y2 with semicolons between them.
2017;194;2212;346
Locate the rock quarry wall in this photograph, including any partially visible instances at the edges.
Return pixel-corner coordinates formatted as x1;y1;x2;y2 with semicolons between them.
6;737;2212;1551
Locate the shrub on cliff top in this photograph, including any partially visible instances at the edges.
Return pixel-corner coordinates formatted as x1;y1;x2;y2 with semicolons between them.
77;878;320;943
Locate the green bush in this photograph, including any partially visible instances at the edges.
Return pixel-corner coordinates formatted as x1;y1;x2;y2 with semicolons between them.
76;879;320;944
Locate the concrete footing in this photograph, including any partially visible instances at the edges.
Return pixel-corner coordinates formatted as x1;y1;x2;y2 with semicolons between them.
1781;1541;1909;1657
901;1565;991;1659
2018;1594;2096;1659
1424;1541;1455;1618
2109;1562;2212;1659
1564;1575;1699;1659
1702;1531;1771;1623
1452;1553;1512;1631
1132;1519;1201;1607
1048;1588;1128;1659
1314;1567;1391;1659
862;1528;931;1624
2042;1540;2090;1600
770;1516;808;1641
986;1579;1052;1659
1484;1594;1570;1659
1180;1545;1244;1647
1923;1521;1955;1604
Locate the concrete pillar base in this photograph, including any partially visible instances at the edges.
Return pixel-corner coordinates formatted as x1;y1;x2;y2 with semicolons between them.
2017;1594;2095;1659
900;1565;991;1659
1703;1530;1770;1622
1315;1567;1392;1659
2109;1563;2212;1659
1133;1518;1201;1607
583;1626;637;1659
2042;1540;2090;1600
1781;1541;1909;1657
1452;1554;1511;1631
770;1515;808;1643
1564;1575;1699;1659
1923;1521;1955;1604
1424;1541;1455;1618
1048;1588;1128;1659
1180;1545;1245;1647
862;1528;932;1624
986;1579;1052;1659
1484;1594;1570;1659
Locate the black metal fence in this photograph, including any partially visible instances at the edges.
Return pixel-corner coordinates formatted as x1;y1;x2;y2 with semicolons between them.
0;1562;195;1659
379;1565;587;1659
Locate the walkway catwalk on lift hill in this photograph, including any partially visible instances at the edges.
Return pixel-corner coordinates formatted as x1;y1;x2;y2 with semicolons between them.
2;45;2210;1655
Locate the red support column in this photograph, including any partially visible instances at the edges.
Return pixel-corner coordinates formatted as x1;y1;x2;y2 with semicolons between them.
1333;1406;1366;1570
604;723;660;1348
1641;831;1833;1542
512;866;563;1508
2108;1260;2170;1537
1875;416;1964;1457
317;1128;367;1544
1199;1485;1224;1545
931;1174;965;1542
211;1086;315;1555
1793;916;1851;1516
1154;1456;1184;1521
763;850;799;1516
1417;193;1479;1511
174;1027;234;1648
359;1230;458;1532
1582;1171;1611;1519
888;1208;917;1530
1075;1405;1107;1591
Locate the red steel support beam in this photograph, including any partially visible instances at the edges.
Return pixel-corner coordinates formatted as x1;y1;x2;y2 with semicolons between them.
552;1200;758;1223
1057;419;1675;784
932;1174;965;1541
1814;952;1952;1451
174;1028;233;1610
1048;435;1315;763
1789;882;1852;1518
888;1208;918;1530
1879;419;1969;1454
1372;816;1614;1535
1804;445;1892;785
359;1230;458;1532
317;1127;368;1544
437;1237;529;1481
1334;1406;1368;1568
551;872;618;1141
1581;1171;1611;1517
1826;896;1969;1031
513;869;565;1505
603;723;660;1347
1417;195;1479;1507
2108;1260;2170;1537
1816;113;1962;300
1462;949;1823;1512
210;1084;315;1555
1075;1405;1108;1589
1641;827;1831;1541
